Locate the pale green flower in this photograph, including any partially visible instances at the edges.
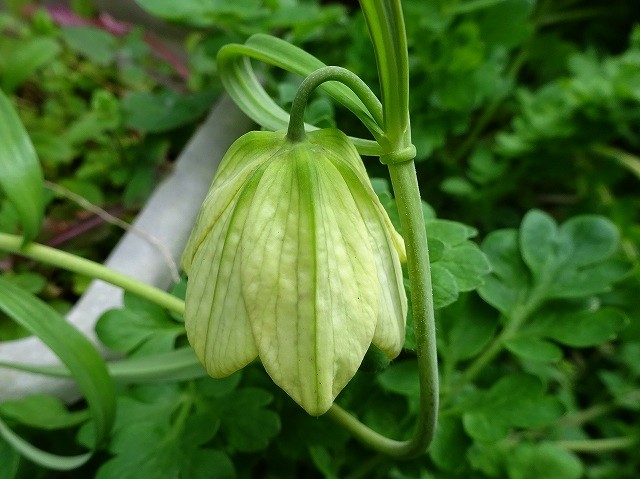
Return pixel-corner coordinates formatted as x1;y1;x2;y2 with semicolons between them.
182;128;407;416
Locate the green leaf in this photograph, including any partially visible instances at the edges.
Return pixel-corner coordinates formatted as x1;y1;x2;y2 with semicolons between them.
425;219;477;246
519;209;558;281
122;90;217;133
439;293;498;363
462;374;564;442
377;360;420;400
531;306;628;348
550;260;629;299
96;292;185;355
438;241;492;292
504;336;563;362
215;388;281;452
0;277;115;470
0;437;20;479
431;263;459;310
479;229;530;315
97;421;235;479
599;370;640;411
558;215;620;267
60;26;117;66
429;416;470;472
475;0;534;48
0;89;44;244
480;211;626;314
0;37;60;93
506;443;583;479
0;395;89;430
135;0;262;24
309;445;339;479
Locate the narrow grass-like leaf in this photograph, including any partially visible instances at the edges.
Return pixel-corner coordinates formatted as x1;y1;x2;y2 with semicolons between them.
0;347;205;383
0;418;90;470
217;34;383;156
0;277;115;469
0;90;44;244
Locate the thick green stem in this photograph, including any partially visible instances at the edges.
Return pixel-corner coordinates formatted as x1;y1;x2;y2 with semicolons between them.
325;0;437;458
0;233;185;316
287;66;383;143
388;160;439;451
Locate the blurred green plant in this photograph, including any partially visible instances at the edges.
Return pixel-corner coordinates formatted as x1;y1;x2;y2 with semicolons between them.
0;0;639;478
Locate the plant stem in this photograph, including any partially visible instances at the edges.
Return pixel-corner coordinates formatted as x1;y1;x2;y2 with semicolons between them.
326;159;439;459
560;403;616;427
0;232;185;316
556;436;638;453
389;160;439;451
287;66;383;143
447;289;544;398
358;0;411;154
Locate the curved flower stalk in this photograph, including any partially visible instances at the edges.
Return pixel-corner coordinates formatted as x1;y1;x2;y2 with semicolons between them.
182;128;407;416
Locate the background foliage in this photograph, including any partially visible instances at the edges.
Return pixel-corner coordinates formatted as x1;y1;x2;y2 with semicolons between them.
0;0;639;478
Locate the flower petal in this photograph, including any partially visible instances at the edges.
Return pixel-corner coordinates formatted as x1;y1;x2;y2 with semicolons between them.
313;131;407;357
308;129;406;262
240;144;379;415
184;167;267;377
181;131;287;272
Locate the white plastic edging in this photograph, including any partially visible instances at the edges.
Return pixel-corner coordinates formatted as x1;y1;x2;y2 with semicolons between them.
0;95;254;401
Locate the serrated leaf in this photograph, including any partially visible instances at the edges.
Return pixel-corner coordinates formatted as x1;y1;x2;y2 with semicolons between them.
97;421;235;479
214;388;280;452
96;293;185;355
438;241;492;292
480;211;626;315
462;374;563;442
0;89;44;244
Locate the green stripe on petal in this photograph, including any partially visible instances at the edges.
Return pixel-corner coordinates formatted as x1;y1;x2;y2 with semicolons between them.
241;144;379;416
182;131;287;272
184;165;269;378
308;129;406;262
327;156;407;358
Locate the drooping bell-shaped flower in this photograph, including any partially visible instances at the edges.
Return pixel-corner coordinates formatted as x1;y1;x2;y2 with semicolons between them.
182;128;407;416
